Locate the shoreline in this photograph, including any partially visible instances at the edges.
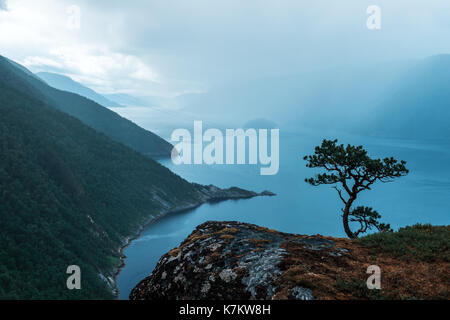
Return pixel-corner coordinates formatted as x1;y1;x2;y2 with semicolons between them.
112;202;205;300
111;187;276;300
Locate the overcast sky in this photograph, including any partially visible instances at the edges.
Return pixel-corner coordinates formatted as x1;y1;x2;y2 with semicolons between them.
1;0;450;97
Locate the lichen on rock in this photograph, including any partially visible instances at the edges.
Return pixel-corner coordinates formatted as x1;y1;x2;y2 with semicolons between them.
130;221;349;300
130;221;449;300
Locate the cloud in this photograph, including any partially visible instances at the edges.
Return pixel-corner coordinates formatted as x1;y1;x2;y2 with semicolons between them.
23;45;159;94
3;0;450;98
49;46;158;82
23;56;63;69
65;0;450;84
0;0;165;95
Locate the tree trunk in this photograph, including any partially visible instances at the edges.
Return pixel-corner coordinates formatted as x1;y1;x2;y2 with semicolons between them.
343;197;356;239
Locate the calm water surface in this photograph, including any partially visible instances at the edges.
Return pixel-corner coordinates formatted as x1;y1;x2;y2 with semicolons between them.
113;108;450;299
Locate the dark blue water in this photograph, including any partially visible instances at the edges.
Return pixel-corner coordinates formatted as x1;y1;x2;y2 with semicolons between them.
115;127;450;299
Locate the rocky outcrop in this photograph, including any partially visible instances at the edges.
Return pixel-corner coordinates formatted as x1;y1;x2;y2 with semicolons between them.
113;187;275;298
130;221;449;300
196;185;275;202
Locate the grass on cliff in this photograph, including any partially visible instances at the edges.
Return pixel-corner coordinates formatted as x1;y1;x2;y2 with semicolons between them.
358;224;450;262
335;278;385;300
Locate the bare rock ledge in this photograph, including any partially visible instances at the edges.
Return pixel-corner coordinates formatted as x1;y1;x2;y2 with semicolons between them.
130;221;449;300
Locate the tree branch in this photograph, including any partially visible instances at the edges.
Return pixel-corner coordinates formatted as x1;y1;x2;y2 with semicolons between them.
333;186;346;204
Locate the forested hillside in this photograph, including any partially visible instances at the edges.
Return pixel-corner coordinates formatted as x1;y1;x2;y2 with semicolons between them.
0;56;172;158
0;77;201;299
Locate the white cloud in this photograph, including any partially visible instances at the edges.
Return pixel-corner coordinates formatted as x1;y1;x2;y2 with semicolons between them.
0;0;163;96
23;56;63;69
26;45;160;94
51;45;158;80
3;0;450;98
19;45;160;94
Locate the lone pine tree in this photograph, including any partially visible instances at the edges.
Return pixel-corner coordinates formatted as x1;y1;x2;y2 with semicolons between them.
304;139;409;239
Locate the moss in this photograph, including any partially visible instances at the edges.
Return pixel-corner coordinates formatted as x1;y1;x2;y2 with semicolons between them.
185;234;210;244
220;234;235;240
335;278;385;300
249;238;271;247
168;247;181;257
359;224;450;262
216;227;240;234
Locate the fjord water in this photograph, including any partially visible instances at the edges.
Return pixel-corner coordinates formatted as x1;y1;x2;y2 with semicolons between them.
114;110;450;299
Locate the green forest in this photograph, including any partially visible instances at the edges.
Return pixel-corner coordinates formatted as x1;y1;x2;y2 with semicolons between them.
0;56;173;158
0;58;202;299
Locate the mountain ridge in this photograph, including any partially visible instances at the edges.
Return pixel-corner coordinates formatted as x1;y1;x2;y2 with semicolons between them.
36;72;123;108
0;56;173;158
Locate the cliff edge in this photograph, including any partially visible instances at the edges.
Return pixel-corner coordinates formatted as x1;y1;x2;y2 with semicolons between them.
130;221;449;300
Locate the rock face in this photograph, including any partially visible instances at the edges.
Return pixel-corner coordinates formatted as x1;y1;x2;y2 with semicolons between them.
130;221;351;300
114;187;274;298
130;221;449;300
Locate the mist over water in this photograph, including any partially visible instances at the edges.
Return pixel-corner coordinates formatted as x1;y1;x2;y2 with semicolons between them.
103;1;450;299
115;108;450;298
3;0;450;301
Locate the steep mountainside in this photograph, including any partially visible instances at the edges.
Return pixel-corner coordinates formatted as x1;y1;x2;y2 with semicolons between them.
0;56;172;158
0;75;270;299
131;221;449;300
36;72;123;108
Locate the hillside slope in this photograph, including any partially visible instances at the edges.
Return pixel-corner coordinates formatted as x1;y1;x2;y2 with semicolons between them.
131;221;449;300
0;75;270;299
0;56;172;158
36;72;122;108
0;81;196;299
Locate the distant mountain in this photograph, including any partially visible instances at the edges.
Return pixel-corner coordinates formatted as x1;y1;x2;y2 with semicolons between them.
0;56;173;157
36;72;123;107
0;57;264;299
176;63;409;130
369;55;450;138
103;93;149;107
104;93;181;108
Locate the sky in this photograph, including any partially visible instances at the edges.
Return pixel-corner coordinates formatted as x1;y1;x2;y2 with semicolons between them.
1;0;450;98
